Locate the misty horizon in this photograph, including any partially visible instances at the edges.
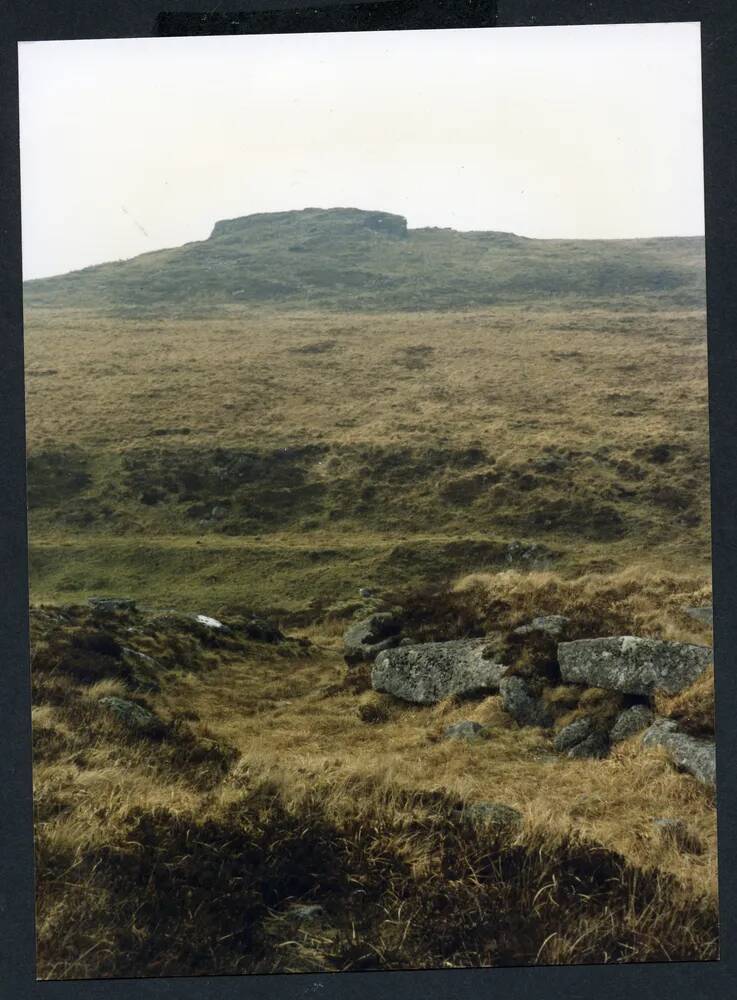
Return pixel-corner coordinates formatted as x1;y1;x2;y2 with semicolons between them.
19;24;704;281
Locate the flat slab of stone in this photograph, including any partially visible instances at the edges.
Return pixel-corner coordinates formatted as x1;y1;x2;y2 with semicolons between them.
558;636;711;696
372;639;504;704
641;718;716;786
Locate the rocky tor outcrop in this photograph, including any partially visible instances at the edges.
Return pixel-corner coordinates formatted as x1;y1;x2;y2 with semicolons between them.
553;717;594;752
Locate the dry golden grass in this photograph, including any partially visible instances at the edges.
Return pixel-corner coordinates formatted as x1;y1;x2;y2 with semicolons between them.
29;558;718;976
32;609;717;977
455;565;713;644
655;668;715;738
25;302;716;975
25;305;711;610
156;641;716;898
24;305;708;458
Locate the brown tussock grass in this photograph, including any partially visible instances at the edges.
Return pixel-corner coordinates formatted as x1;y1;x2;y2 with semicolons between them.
455;565;712;644
25;302;716;975
30;575;718;978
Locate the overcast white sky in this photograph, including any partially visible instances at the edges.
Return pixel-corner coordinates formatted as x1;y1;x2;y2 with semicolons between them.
18;23;704;280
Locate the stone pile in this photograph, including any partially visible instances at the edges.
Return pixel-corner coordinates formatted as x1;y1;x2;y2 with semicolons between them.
350;610;715;786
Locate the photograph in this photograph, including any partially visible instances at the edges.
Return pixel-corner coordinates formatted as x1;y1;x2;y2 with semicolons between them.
18;20;718;980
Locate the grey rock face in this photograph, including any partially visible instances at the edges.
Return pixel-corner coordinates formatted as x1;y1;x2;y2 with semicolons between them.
372;639;504;704
513;614;570;640
241;617;283;643
443;720;487;741
553;717;609;758
553;717;594;752
558;636;711;695
610;704;653;742
566;732;610;759
121;646;159;668
499;675;553;727
683;605;713;626
457;802;523;832
642;718;716;785
505;540;556;570
88;597;137;613
344;612;402;664
99;696;164;735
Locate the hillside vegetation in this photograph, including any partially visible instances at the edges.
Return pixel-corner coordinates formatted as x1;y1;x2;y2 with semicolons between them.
32;574;716;978
25;304;709;614
23;207;706;313
24;209;715;977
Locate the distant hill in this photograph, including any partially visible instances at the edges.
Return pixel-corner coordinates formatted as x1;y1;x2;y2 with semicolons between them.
23;207;706;313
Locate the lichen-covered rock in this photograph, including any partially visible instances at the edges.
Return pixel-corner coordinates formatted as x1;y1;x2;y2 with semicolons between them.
88;597;137;613
98;696;165;736
566;732;610;759
121;645;159;668
344;612;402;665
372;639;503;704
641;718;716;785
241;616;283;643
553;716;610;758
558;636;711;696
513;615;570;640
682;605;713;626
499;675;553;727
443;720;487;741
505;540;556;570
553;717;593;752
610;704;653;742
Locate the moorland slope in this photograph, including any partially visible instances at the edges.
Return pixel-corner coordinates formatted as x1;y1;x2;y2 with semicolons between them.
24;209;715;977
23;207;706;313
